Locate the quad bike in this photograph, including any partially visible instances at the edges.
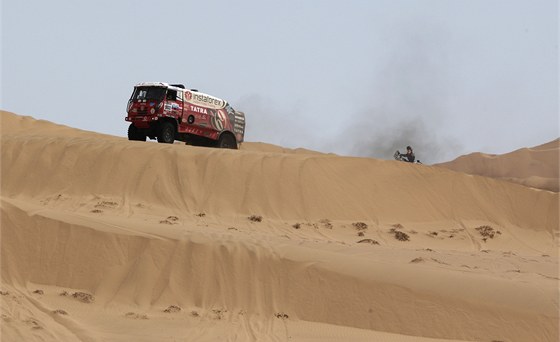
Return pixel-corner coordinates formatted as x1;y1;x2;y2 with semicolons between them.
394;150;422;164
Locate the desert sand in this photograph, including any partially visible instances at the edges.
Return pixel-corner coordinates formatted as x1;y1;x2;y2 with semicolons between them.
1;110;558;342
436;139;559;192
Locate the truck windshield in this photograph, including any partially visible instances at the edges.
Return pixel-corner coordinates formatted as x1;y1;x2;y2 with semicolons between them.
131;87;166;101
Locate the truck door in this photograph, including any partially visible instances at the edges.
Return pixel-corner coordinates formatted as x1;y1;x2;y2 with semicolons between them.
176;90;184;119
165;89;184;119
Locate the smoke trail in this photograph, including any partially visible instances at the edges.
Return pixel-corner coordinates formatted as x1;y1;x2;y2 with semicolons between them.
341;113;460;164
236;20;464;163
235;94;316;149
333;22;464;164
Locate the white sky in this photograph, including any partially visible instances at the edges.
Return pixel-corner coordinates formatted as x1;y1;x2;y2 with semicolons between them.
1;0;558;163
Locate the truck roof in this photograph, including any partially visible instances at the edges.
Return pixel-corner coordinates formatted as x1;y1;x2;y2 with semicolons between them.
135;81;230;110
135;82;184;91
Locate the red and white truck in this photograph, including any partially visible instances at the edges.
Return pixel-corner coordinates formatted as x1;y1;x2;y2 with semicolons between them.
125;82;245;149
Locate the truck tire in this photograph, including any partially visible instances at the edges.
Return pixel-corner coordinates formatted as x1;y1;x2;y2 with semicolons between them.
128;124;146;141
217;133;237;149
157;122;175;144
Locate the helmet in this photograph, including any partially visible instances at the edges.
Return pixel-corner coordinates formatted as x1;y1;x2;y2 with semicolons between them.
406;146;412;151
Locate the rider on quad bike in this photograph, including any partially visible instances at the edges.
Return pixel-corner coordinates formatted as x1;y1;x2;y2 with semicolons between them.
394;146;416;163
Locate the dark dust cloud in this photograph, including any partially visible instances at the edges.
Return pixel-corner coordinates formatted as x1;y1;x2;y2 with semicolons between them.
238;22;466;164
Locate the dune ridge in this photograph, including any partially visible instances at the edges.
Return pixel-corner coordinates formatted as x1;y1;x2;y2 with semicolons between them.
436;139;559;192
1;111;558;341
2;112;556;231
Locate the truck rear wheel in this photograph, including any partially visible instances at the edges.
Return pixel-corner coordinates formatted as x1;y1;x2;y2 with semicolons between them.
128;124;146;141
157;122;175;144
217;133;237;149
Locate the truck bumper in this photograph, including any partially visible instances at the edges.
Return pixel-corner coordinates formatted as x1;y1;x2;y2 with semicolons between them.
126;115;159;128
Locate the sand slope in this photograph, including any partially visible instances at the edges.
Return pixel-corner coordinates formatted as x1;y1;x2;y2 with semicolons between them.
1;111;558;341
436;139;559;192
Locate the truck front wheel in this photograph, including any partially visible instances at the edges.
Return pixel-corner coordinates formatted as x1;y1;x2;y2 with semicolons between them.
157;122;175;144
128;124;146;141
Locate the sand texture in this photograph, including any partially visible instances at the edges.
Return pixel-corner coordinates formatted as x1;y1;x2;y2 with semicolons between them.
1;111;558;341
436;139;559;192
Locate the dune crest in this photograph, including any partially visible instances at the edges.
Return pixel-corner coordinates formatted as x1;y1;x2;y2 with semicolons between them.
436;139;560;192
1;111;558;341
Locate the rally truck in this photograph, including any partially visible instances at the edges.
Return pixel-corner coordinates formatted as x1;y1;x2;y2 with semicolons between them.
125;82;245;149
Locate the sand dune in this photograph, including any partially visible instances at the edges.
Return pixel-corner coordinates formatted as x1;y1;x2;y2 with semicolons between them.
436;139;559;192
1;111;558;341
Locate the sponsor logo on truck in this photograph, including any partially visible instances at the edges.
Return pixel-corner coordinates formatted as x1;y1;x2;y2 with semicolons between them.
190;93;226;109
